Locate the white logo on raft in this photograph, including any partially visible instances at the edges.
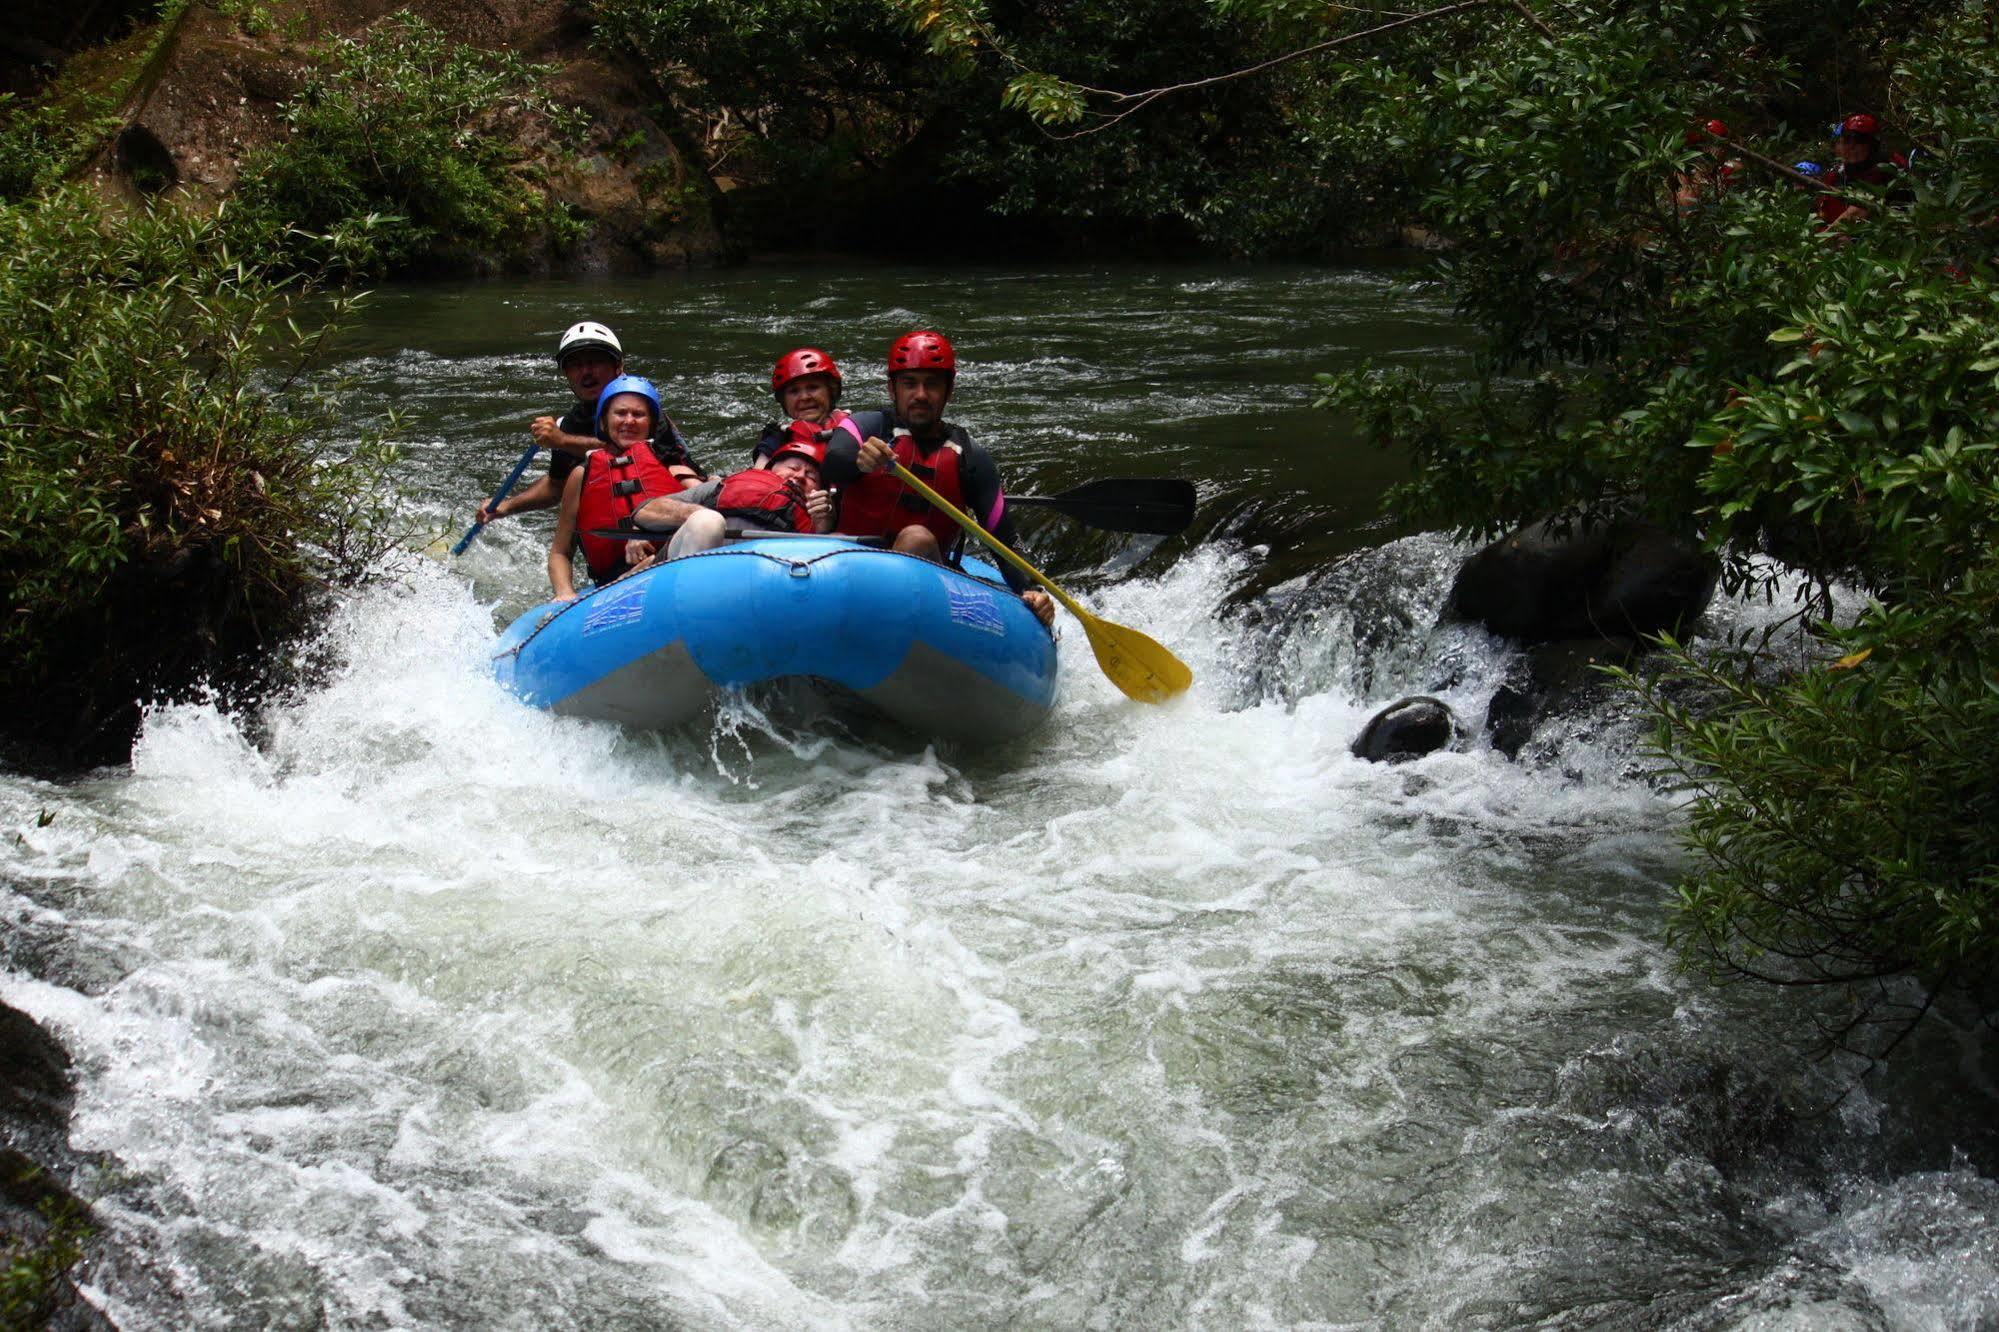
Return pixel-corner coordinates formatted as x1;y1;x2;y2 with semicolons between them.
946;582;1006;637
580;583;648;637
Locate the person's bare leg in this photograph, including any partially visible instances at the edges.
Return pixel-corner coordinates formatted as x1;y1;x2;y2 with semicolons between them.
666;509;727;559
892;526;941;562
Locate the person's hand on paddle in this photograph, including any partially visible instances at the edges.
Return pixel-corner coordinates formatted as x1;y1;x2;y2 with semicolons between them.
531;415;597;457
855;436;895;473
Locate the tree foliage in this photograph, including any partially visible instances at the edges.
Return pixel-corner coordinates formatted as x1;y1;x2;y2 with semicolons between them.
588;0;1378;251
0;188;399;765
231;12;587;275
896;0;1999;1030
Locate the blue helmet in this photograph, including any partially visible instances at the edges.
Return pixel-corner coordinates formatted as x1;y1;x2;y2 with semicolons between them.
594;374;661;438
1793;160;1823;177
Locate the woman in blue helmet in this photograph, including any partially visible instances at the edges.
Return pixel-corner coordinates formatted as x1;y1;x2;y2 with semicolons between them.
545;375;687;601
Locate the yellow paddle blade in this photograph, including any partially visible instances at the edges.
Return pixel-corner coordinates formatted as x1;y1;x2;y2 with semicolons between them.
1077;609;1193;704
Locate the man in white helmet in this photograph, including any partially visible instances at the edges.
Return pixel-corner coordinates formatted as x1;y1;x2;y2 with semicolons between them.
474;321;702;525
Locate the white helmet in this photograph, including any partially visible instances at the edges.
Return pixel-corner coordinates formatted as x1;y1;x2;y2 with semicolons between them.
555;321;623;368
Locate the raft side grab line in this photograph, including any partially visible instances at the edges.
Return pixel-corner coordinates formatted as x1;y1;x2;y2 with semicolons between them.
488;536;1057;744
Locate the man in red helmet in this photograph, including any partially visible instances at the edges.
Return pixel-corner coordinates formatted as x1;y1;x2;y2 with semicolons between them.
1818;113;1899;227
822;331;1056;629
629;439;835;559
475;319;703;527
1673;119;1741;212
752;347;849;469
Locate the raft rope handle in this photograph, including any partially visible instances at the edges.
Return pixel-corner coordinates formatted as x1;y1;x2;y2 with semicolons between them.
498;543;1016;660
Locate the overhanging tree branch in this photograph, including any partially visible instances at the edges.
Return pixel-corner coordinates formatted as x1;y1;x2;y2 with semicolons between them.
1040;0;1499;139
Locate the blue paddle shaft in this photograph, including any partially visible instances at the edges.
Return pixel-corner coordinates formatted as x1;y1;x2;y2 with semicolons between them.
451;442;539;556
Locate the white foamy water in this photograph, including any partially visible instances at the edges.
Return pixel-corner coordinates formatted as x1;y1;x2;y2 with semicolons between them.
5;267;1996;1328
5;537;1994;1330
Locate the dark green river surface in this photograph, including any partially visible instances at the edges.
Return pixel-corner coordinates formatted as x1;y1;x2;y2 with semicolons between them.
4;265;1997;1329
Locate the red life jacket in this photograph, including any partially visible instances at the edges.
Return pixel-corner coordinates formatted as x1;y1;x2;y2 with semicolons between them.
834;430;966;548
575;441;686;581
794;411;846;445
713;468;816;534
756;411;848;464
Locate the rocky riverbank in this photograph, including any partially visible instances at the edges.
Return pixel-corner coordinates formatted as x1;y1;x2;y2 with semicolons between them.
1;1000;108;1328
11;0;728;273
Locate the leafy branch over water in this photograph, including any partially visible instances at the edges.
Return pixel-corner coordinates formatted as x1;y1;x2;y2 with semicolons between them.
0;189;400;766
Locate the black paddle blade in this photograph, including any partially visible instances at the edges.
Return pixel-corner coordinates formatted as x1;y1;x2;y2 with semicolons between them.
1009;477;1197;535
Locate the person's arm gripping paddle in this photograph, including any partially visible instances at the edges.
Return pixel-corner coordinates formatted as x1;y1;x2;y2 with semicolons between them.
453;441;540;556
884;459;1193;704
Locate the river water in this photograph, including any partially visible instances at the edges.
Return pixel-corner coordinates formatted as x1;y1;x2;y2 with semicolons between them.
4;266;1997;1328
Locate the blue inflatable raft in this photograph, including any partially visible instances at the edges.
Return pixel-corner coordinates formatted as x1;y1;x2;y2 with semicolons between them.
492;537;1058;744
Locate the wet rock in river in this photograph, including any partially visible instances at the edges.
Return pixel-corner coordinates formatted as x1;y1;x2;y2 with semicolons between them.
0;1002;73;1133
0;1002;113;1331
1486;638;1638;760
1448;518;1718;644
1351;695;1458;762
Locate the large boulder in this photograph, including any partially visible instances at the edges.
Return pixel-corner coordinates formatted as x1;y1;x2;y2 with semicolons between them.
1351;695;1457;763
1448;519;1718;645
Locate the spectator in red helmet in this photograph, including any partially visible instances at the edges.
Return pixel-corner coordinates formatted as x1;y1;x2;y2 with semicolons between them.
752;347;851;469
821;331;1056;630
630;440;835;559
1817;113;1901;227
476;320;703;527
1673;119;1741;213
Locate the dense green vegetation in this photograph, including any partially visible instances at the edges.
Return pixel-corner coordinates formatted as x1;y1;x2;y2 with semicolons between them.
231;13;588;274
586;0;1348;251
966;0;1999;1036
0;188;397;766
0;7;575;762
0;93;117;203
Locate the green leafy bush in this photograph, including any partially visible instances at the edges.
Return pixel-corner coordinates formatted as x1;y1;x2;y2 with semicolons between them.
0;1191;93;1329
232;12;587;275
0;91;118;203
0;187;399;765
1294;0;1999;1031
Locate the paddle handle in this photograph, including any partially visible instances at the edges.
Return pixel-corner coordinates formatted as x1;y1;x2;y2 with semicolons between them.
884;462;1091;624
451;442;540;556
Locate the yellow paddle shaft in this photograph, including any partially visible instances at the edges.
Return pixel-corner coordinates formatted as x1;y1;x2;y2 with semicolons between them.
884;461;1092;623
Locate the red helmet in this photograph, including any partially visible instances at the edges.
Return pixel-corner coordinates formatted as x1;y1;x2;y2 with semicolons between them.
771;347;841;399
888;330;956;377
768;439;826;470
1840;112;1880;138
1704;119;1731;138
1684;118;1729;144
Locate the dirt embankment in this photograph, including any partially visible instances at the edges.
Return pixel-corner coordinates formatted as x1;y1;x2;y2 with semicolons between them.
22;0;730;272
